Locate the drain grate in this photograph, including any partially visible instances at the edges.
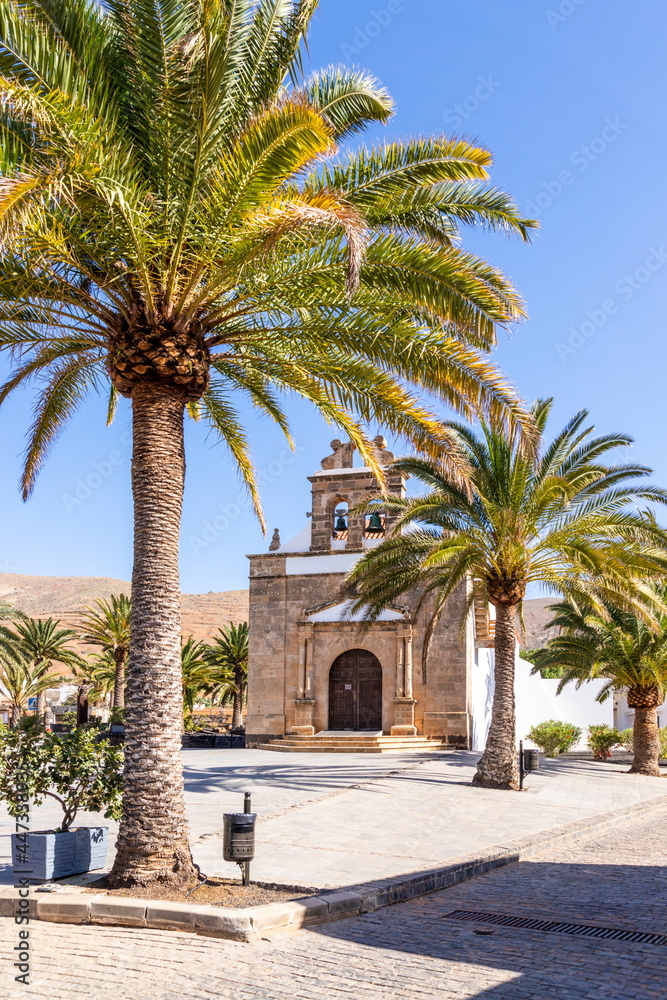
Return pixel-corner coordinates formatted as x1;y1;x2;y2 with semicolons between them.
443;910;667;946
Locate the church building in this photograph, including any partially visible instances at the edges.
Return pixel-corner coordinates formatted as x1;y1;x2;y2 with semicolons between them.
246;439;495;749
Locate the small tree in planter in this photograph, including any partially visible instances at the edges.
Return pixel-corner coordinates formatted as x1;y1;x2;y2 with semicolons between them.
0;718;123;879
526;720;582;757
587;724;621;761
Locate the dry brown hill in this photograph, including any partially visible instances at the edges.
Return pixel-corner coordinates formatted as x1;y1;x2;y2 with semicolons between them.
519;597;560;649
0;573;248;644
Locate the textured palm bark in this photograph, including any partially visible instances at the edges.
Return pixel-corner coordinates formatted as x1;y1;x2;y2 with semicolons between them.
629;704;661;776
36;689;46;722
472;602;519;790
108;383;197;887
10;704;20;728
113;648;126;711
231;669;244;730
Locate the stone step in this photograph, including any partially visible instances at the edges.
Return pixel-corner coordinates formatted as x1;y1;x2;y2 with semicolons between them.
258;737;447;753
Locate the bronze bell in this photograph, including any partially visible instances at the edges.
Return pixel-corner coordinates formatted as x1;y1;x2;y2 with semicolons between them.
367;512;384;533
334;515;347;532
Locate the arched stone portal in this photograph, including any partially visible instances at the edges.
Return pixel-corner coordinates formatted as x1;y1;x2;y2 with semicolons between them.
328;649;383;731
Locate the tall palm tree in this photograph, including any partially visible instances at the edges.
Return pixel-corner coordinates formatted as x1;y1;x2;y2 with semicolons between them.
348;400;667;789
0;617;83;722
204;622;249;730
0;0;536;885
533;599;667;777
180;636;211;717
0;649;56;726
79;594;131;710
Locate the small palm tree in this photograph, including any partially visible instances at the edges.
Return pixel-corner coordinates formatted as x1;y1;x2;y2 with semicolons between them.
0;601;24;622
0;618;83;723
534;599;667;776
79;595;131;711
0;650;56;727
348;400;667;789
0;0;536;885
204;623;249;731
181;637;211;720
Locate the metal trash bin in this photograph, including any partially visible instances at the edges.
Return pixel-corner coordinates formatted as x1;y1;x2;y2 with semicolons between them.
223;812;256;863
523;748;540;773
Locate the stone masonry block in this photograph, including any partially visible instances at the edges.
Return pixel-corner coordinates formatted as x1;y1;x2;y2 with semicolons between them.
36;893;96;924
286;896;329;927
323;891;362;918
195;906;254;941
90;896;147;927
249;903;295;935
145;901;197;932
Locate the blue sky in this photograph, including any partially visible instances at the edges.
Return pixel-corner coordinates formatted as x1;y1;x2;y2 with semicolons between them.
1;0;666;594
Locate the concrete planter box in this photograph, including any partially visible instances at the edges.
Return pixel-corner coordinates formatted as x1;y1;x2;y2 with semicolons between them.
11;827;108;881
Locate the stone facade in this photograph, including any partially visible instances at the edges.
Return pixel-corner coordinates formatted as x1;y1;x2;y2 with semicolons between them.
246;441;485;747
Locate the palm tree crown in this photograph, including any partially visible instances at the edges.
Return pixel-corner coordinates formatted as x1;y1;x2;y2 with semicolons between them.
348;399;667;788
204;621;249;729
0;616;83;720
0;0;537;500
0;648;58;726
180;636;210;716
79;594;131;710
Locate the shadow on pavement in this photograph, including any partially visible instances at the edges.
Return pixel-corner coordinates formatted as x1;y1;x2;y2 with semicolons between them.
307;859;667;998
182;752;471;797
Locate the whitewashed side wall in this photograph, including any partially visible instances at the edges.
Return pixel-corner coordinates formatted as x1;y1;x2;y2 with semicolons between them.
515;654;612;750
471;648;494;751
471;647;613;751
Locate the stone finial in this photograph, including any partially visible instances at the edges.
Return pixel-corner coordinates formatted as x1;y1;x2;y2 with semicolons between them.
321;439;356;470
269;528;281;551
373;435;394;466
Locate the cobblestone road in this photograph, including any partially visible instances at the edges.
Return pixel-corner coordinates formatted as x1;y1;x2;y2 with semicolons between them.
2;809;666;1000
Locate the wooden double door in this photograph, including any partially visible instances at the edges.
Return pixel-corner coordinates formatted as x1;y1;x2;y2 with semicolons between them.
328;649;383;731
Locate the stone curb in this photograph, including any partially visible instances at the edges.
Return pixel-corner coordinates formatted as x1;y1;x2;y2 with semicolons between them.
2;793;667;942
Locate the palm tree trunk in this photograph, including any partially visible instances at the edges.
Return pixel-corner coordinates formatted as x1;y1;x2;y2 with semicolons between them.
629;705;661;776
108;383;197;888
232;668;244;730
10;704;20;728
36;689;46;722
472;602;519;790
113;648;126;710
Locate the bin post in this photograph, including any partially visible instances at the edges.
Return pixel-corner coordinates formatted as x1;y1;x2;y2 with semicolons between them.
243;791;252;883
519;740;524;791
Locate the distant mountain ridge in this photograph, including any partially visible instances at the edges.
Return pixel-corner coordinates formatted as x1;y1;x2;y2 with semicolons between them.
0;573;249;643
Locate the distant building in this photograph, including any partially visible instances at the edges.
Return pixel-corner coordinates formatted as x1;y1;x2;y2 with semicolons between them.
246;439;496;748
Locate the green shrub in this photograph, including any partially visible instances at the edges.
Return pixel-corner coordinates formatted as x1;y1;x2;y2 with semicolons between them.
618;728;634;752
0;716;123;832
526;720;582;756
587;724;621;758
619;726;667;758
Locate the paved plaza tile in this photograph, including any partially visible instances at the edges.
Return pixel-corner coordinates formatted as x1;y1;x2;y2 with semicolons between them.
1;808;665;998
1;750;665;889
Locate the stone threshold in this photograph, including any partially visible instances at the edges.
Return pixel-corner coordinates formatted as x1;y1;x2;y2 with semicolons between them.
3;792;667;943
